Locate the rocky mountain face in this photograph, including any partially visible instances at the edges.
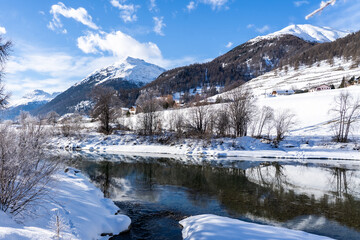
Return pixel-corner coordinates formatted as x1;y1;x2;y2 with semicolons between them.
1;90;60;120
34;57;165;116
140;35;315;98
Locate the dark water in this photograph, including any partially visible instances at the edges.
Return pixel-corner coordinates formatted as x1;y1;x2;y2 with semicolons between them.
67;153;360;240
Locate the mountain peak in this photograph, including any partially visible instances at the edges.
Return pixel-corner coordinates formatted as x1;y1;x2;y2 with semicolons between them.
10;90;60;108
77;57;165;87
250;24;350;44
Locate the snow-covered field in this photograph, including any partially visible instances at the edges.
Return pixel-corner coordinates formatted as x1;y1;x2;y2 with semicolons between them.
0;168;130;240
180;214;332;240
52;85;360;161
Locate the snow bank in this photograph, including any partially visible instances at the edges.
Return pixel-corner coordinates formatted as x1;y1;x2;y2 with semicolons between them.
0;169;131;240
52;133;360;161
180;214;332;240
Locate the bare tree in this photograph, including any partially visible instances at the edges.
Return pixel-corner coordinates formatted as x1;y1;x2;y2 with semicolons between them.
60;113;83;137
91;86;121;135
188;104;210;136
227;88;256;137
273;110;296;142
46;111;60;126
0;121;58;216
49;210;70;240
216;108;230;137
136;90;162;135
255;106;274;138
169;110;185;137
0;36;11;109
330;91;360;142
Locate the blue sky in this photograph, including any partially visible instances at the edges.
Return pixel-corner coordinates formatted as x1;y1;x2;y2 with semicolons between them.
0;0;360;101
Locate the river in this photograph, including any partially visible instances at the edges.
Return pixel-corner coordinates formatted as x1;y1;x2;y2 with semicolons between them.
65;152;360;240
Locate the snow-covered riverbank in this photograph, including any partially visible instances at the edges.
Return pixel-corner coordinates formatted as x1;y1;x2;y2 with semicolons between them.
0;168;130;240
51;132;360;161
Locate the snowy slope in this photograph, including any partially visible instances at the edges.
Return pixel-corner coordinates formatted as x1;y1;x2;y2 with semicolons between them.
35;57;165;116
250;24;350;43
211;58;360;98
75;56;165;87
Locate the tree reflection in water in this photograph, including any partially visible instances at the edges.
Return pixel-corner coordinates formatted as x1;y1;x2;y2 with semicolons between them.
65;153;360;239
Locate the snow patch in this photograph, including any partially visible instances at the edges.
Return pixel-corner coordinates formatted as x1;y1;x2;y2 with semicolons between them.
180;214;332;240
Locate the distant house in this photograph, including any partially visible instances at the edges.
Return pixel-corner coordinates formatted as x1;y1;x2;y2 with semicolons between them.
271;90;295;96
129;106;136;115
310;84;331;92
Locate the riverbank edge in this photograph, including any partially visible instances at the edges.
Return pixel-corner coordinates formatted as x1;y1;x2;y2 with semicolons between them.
49;132;360;161
0;167;131;240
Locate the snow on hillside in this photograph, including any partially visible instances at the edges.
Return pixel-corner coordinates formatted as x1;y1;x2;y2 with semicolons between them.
250;24;350;43
75;56;165;87
9;90;60;107
213;58;360;98
53;85;360;161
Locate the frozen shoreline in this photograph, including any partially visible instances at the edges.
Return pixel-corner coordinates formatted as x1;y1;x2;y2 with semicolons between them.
0;168;131;240
51;132;360;161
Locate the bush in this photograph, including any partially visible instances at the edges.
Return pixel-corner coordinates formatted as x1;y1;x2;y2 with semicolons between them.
0;121;58;216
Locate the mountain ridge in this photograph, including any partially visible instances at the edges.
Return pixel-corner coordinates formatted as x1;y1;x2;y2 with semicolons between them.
33;57;165;116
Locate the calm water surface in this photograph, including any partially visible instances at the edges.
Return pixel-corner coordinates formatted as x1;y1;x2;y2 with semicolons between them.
66;152;360;240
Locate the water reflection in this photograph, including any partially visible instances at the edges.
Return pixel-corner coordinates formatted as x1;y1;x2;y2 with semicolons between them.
65;152;360;239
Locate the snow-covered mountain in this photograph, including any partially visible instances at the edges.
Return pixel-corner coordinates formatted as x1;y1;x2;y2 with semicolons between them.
212;28;360;99
35;57;165;116
10;90;60;108
75;57;165;87
251;24;350;43
2;90;60;120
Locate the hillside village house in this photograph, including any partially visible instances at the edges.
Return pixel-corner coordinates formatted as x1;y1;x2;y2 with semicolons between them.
309;84;331;92
271;90;295;96
129;106;136;115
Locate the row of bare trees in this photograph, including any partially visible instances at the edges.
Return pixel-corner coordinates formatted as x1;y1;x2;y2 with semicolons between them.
131;89;296;142
88;83;359;144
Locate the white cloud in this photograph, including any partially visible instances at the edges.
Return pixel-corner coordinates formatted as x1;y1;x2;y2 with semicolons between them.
200;0;228;10
149;0;157;11
77;30;163;62
76;30;199;69
153;17;166;36
225;42;233;48
247;24;270;33
5;49;118;101
110;0;140;23
256;25;270;33
294;1;309;7
0;26;6;34
187;1;196;11
247;24;254;29
48;2;99;33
